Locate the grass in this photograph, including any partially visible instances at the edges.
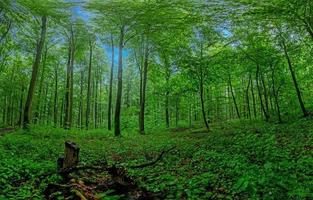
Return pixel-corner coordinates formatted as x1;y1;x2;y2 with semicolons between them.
0;119;312;199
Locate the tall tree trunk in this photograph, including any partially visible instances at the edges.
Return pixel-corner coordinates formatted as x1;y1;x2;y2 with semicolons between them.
78;69;83;129
256;64;269;121
34;46;48;124
281;39;308;117
108;35;114;131
2;96;7;125
53;66;58;127
139;42;149;134
260;73;270;115
99;74;102;127
250;76;257;118
114;27;124;136
175;96;179;127
165;91;170;128
246;75;251;119
228;74;241;119
64;27;75;129
94;68;99;129
200;78;209;131
18;86;24;127
270;64;282;123
42;83;49;123
23;16;47;129
86;40;93;130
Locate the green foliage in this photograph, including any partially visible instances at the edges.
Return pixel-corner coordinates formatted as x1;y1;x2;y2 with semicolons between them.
1;119;311;199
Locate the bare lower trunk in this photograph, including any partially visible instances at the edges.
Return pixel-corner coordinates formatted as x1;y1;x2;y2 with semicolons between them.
245;75;251;119
256;64;269;121
64;27;75;130
200;79;209;131
23;16;47;129
54;67;58;127
114;27;124;136
108;35;114;130
86;40;93;130
281;39;308;117
228;74;241;119
139;42;149;134
165;91;170;128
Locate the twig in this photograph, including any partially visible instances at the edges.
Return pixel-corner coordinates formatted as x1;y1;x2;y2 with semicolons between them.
129;146;176;169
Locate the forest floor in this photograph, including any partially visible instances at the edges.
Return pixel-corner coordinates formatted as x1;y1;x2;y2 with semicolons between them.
0;119;312;200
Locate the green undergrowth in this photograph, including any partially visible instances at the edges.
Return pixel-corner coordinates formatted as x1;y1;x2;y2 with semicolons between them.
0;119;312;199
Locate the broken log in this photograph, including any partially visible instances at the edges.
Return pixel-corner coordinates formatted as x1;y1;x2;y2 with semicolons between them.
63;141;80;169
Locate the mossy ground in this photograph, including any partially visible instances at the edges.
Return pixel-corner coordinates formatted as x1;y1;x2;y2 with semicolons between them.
0;119;312;199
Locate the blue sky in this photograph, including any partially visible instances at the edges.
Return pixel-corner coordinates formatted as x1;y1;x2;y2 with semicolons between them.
71;2;128;66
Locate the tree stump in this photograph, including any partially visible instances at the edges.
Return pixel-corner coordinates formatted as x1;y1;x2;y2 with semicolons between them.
63;141;80;169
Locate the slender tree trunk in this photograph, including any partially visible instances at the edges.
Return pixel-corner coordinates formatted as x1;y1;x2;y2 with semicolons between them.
60;96;64;127
114;27;124;136
42;83;49;123
86;40;93;130
64;27;75;129
165;91;170;129
139;42;149;134
246;75;251;119
270;63;282;123
200;78;209;131
175;96;179;127
108;35;114;131
281;39;308;117
227;84;233;119
99;74;102;127
34;46;48;124
250;77;257;118
256;64;269;121
78;69;83;129
228;74;241;119
94;68;99;129
260;73;270;115
53;67;58;127
189;98;192;127
2;96;7;125
23;16;47;129
18;86;24;127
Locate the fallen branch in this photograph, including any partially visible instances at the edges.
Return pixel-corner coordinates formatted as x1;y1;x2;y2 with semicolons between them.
129;146;176;169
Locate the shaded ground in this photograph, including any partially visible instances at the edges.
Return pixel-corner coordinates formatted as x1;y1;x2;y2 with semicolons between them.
0;119;312;199
0;127;16;137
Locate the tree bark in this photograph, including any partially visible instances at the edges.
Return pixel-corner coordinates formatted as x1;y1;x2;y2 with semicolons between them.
114;27;124;136
281;38;308;117
108;35;114;131
200;78;209;131
139;42;149;135
228;74;241;119
18;86;24;127
23;16;47;129
250;76;257;118
53;66;58;127
86;40;93;130
256;64;269;121
64;27;75;130
35;46;48;124
270;63;282;123
245;75;251;119
260;73;269;115
78;69;83;128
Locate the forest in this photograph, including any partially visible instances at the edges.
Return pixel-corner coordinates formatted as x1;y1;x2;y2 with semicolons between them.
0;0;312;199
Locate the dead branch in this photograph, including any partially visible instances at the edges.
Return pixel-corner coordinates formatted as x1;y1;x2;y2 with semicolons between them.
129;146;176;169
